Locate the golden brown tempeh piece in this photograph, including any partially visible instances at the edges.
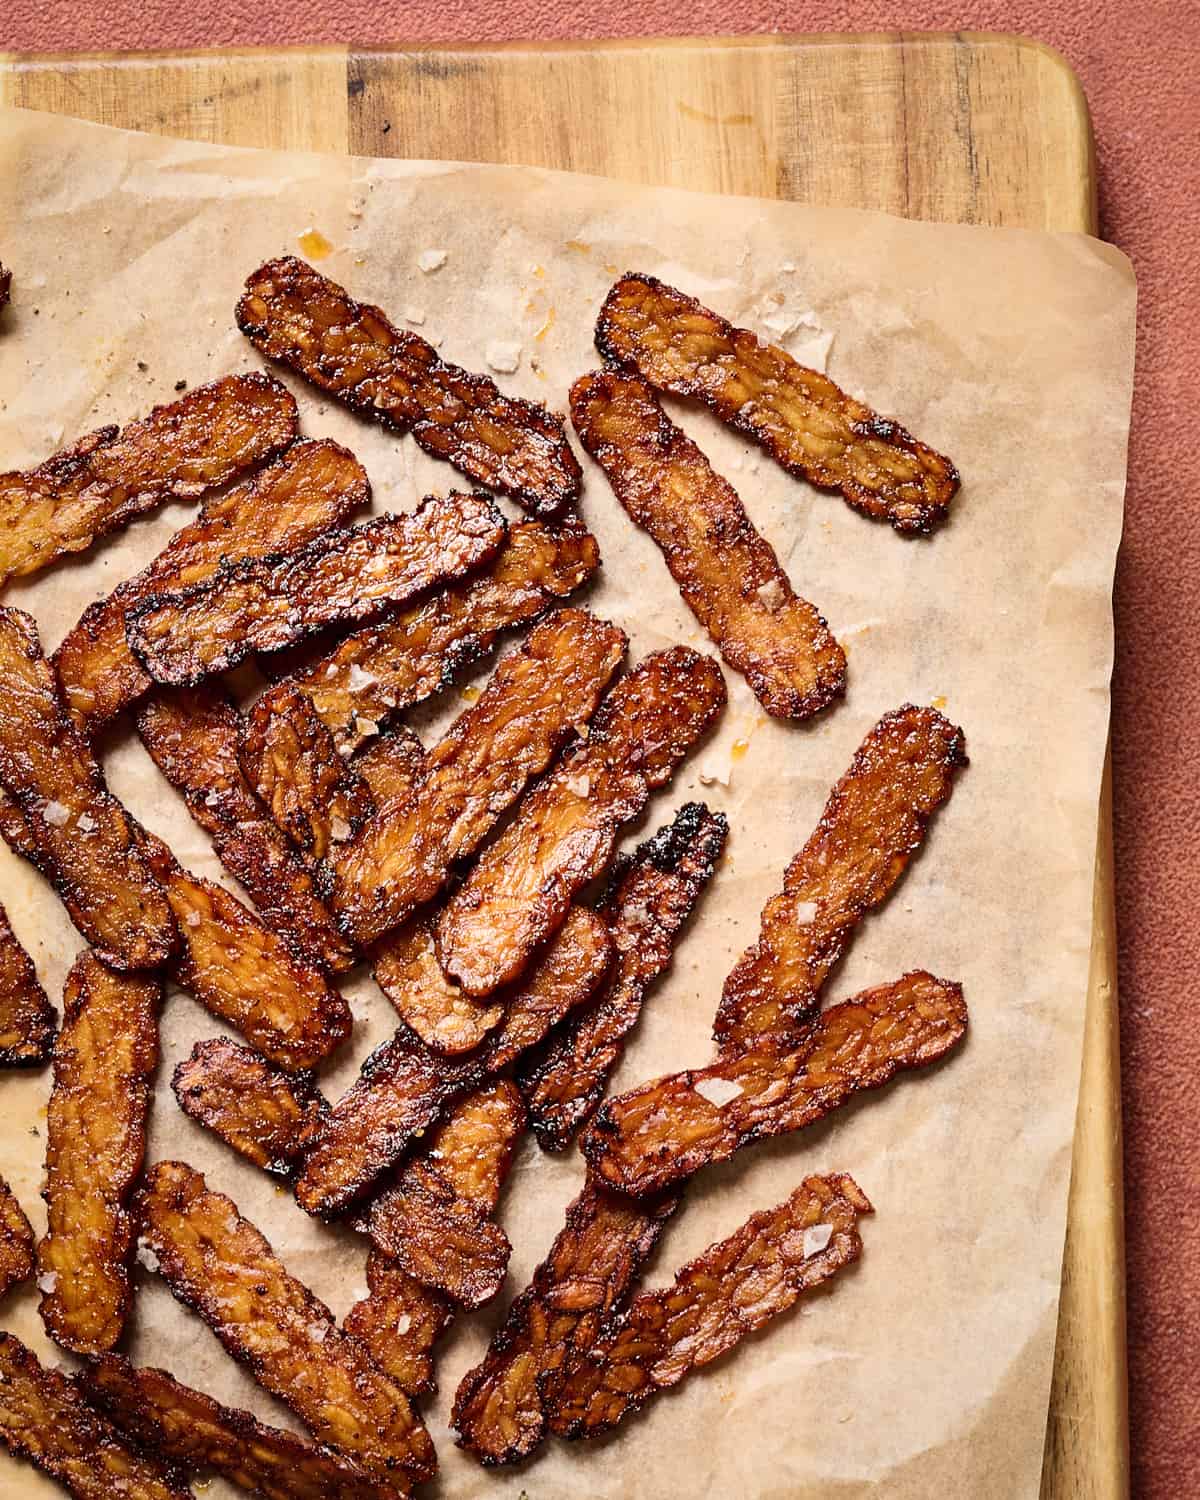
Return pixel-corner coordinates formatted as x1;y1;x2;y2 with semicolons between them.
572;369;846;718
451;1182;680;1466
549;1173;871;1438
83;1356;392;1500
520;801;728;1150
0;900;55;1066
0;1175;34;1301
344;1252;451;1398
238;256;582;516
127;491;507;686
584;971;967;1197
0;1333;189;1500
373;915;504;1055
355;727;427;807
329;609;627;947
136;1160;435;1486
172;1038;328;1177
596;272;960;534
438;646;726;997
0;608;176;970
53;438;370;733
714;703;966;1053
0;372;298;586
38;952;159;1355
426;1079;526;1212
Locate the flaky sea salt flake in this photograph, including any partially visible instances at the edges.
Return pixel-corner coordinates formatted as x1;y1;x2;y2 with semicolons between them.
694;1077;743;1107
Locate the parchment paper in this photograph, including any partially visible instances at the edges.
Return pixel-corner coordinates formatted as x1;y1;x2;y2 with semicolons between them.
0;106;1135;1500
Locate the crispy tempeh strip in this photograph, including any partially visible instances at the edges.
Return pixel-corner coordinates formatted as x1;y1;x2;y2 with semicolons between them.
172;1038;328;1177
53;438;370;733
572;368;846;717
584;971;967;1197
0;608;177;969
38;952;159;1355
451;1182;680;1466
137;685;354;970
373;915;505;1055
127;491;507;686
238;256;582;516
438;646;726;997
0;1333;189;1500
714;703;966;1052
355;727;428;806
549;1173;870;1438
0;899;55;1066
0;372;298;586
595;273;960;534
345;1252;453;1398
0;1175;34;1301
329;609;628;947
137;1160;436;1486
83;1357;392;1500
296;907;612;1216
425;1079;526;1213
520;801;728;1150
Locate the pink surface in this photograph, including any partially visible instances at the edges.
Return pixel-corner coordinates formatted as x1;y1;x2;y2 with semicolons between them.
5;2;1199;1492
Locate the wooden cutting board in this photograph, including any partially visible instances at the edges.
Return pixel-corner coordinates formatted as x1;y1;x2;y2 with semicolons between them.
0;33;1127;1499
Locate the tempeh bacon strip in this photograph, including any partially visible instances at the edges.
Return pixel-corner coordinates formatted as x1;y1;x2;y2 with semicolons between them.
0;900;55;1066
237;256;581;517
373;915;504;1055
0;372;298;586
596;272;960;534
345;1252;453;1399
0;1175;34;1302
571;368;846;718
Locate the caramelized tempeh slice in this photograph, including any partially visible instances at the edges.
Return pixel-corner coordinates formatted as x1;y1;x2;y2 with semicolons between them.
584;972;967;1197
452;1182;680;1466
438;646;726;996
520;801;727;1149
572;369;846;717
137;1161;435;1486
83;1357;390;1500
38;953;159;1354
127;491;507;686
596;273;960;534
714;704;966;1053
172;1038;327;1177
426;1079;526;1212
0;1175;34;1301
345;1252;453;1398
238;256;582;516
373;915;504;1055
329;609;627;947
296;907;612;1216
137;686;354;969
0;372;298;586
549;1173;870;1438
0;608;176;970
0;900;55;1066
0;1334;189;1500
54;438;370;733
356;728;427;807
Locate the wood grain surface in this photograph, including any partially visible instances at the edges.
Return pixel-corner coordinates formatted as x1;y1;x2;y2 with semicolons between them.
0;33;1126;1499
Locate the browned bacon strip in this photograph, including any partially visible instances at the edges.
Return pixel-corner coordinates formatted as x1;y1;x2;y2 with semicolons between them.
127;491;507;686
0;372;298;586
0;1176;34;1301
596;272;960;534
53;438;370;733
237;256;581;516
549;1173;870;1438
438;646;726;997
520;801;727;1150
0;900;54;1066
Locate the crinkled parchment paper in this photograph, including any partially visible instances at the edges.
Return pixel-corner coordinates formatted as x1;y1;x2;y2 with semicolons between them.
0;106;1134;1500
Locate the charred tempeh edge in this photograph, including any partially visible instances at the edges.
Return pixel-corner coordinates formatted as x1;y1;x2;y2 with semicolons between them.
0;1334;190;1500
0;1175;34;1301
0;264;9;309
238;256;582;516
0;607;176;970
127;491;507;686
0;900;55;1066
572;368;846;718
549;1173;871;1438
520;801;728;1150
452;1182;680;1467
438;646;726;997
714;704;966;1053
0;372;298;586
136;1160;436;1486
328;609;628;948
596;272;960;534
53;438;371;734
172;1038;328;1177
373;915;504;1056
584;972;967;1197
38;952;159;1355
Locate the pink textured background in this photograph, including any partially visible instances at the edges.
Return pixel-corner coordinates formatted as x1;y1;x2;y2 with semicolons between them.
5;2;1198;1493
